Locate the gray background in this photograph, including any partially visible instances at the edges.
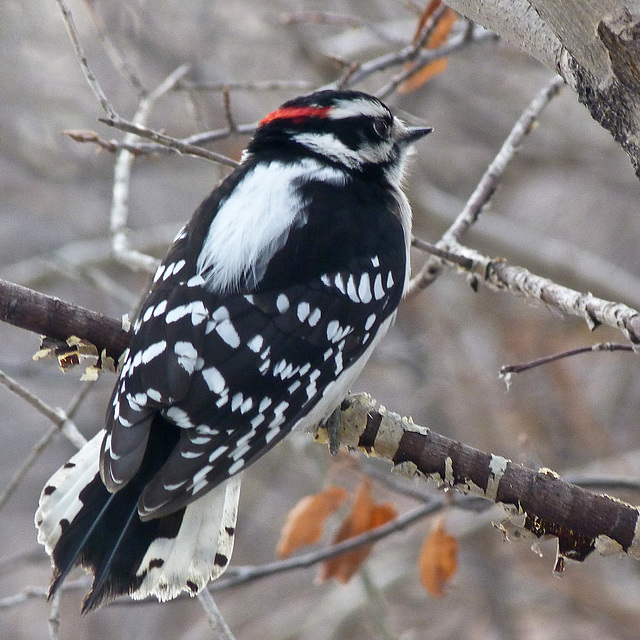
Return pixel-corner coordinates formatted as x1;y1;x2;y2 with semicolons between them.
2;1;640;638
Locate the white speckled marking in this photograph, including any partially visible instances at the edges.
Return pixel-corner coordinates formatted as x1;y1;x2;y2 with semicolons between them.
307;308;321;326
358;273;372;303
247;335;264;353
373;274;385;300
276;294;290;313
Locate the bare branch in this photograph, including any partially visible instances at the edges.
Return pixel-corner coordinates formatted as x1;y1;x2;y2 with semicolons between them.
443;75;565;245
410;236;474;270
500;342;633;376
317;393;640;566
407;74;565;297
47;591;61;640
53;0;117;118
221;87;237;133
412;238;640;344
81;1;146;94
375;2;451;97
0;279;130;359
175;79;314;92
0;368;87;447
0;378;94;513
0;496;440;609
0;586;50;611
443;1;640;176
196;589;236;640
330;25;496;91
63;123;258;158
211;499;440;592
98;116;240;168
110;65;190;274
566;475;640;494
55;0;238;173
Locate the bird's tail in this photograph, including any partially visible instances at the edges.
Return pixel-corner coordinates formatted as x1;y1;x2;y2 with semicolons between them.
35;421;240;613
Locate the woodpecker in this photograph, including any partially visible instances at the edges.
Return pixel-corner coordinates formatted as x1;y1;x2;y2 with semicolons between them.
35;89;431;611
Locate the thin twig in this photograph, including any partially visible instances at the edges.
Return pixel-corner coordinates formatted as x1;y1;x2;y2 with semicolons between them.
359;568;397;640
443;75;565;245
210;500;439;592
47;590;61;640
0;369;90;513
0;586;50;610
196;589;236;640
566;475;640;493
0;379;94;513
499;342;633;376
176;79;315;92
411;236;474;270
53;0;117;118
0;499;436;611
0;578;90;610
0;423;66;514
406;74;565;297
281;11;406;45
329;24;495;91
98;116;240;168
81;1;146;94
425;194;640;310
55;0;237;171
221;87;237;133
281;11;378;28
376;5;459;98
0;368;86;450
414;238;640;346
63;122;258;158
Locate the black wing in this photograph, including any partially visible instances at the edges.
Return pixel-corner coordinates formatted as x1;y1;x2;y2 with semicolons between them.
102;171;407;519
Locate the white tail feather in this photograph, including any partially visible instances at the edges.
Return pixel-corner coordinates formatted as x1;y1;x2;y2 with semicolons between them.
35;429;241;604
35;431;103;555
133;474;241;601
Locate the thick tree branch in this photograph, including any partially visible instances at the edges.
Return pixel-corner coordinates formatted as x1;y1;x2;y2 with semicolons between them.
3;279;639;569
443;0;640;176
318;393;640;567
0;279;130;360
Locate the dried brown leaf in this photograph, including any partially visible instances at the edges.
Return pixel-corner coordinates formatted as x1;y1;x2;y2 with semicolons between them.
318;480;397;583
277;485;348;558
399;5;458;93
419;518;459;597
412;0;444;42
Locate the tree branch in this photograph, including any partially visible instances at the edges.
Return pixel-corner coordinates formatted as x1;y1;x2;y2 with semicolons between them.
442;0;640;177
0;279;130;359
318;393;640;566
2;278;639;570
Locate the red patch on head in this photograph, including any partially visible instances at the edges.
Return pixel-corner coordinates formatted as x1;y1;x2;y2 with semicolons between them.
259;105;331;127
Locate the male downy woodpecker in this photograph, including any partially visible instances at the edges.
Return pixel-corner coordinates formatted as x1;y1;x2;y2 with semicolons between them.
35;89;431;611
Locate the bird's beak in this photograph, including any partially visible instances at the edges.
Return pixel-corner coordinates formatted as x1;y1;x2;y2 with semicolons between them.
401;126;433;145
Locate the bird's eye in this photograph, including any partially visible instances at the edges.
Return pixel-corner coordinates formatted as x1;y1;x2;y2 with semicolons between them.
373;118;392;138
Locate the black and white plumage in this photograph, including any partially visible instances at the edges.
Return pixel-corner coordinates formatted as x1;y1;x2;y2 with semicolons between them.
35;90;431;611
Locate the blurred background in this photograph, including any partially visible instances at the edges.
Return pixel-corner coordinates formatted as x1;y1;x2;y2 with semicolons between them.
2;1;640;638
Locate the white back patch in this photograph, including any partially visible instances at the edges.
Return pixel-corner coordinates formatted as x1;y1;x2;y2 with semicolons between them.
196;159;347;293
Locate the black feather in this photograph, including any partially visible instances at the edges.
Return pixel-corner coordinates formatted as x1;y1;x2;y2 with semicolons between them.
48;417;183;612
